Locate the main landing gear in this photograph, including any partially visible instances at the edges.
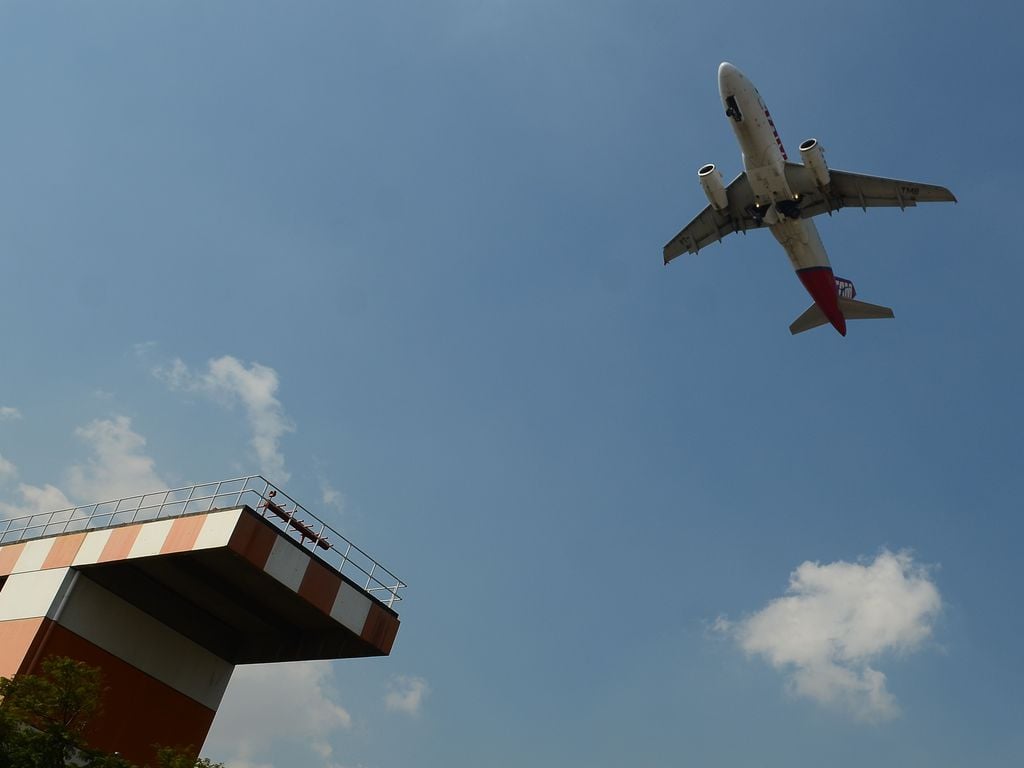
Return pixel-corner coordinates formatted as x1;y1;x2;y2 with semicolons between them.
775;199;801;220
749;198;802;226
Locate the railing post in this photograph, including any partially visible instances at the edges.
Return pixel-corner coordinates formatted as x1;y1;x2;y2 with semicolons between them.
365;562;377;591
209;481;224;511
181;483;197;515
131;493;145;524
152;487;169;520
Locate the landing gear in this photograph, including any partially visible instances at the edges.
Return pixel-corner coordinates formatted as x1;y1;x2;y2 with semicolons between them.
750;197;801;226
725;96;743;123
775;199;801;220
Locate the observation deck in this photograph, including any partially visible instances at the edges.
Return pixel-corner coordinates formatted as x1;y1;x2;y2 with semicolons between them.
0;475;405;609
0;476;404;762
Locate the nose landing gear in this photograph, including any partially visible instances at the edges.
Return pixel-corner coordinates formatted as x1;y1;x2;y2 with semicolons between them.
725;95;743;123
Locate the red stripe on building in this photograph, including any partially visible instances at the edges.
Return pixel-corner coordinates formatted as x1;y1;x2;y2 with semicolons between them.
24;620;216;766
97;526;143;563
162;515;207;554
0;543;26;576
42;532;88;569
298;558;342;615
360;603;400;655
0;617;48;678
227;513;277;568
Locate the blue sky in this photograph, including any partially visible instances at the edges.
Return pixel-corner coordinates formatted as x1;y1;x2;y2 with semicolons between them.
1;1;1022;766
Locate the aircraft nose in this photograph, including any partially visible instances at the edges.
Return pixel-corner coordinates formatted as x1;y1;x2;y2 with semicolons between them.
718;61;740;91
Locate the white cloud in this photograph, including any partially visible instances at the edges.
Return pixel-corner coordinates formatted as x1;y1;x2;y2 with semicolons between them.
0;454;17;483
384;675;429;716
321;479;344;513
206;662;351;767
67;416;167;502
0;482;74;520
0;406;22;420
1;416;166;519
157;356;294;483
133;340;158;357
720;550;941;721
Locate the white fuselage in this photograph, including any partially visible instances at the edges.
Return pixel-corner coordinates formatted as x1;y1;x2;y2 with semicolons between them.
718;62;830;272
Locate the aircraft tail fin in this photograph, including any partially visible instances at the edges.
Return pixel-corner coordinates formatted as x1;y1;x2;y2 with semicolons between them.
790;297;895;335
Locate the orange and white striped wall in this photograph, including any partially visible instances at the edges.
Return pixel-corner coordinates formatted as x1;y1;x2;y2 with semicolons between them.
0;506;400;764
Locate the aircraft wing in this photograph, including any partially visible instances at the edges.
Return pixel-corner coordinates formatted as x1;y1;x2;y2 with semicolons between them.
663;172;768;264
784;163;957;218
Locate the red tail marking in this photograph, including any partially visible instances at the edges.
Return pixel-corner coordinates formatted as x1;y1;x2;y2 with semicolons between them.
797;267;846;336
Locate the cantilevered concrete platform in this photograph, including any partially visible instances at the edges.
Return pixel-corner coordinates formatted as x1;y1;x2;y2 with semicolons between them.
0;477;403;763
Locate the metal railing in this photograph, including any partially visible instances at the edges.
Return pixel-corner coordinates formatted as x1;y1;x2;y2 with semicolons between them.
0;475;405;608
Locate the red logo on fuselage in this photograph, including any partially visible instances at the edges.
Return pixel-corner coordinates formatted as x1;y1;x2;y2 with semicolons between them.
763;108;787;160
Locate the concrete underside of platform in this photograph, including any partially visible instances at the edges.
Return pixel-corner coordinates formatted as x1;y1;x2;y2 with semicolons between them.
81;544;389;664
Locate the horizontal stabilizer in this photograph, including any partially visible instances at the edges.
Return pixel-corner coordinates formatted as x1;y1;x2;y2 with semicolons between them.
838;297;895;320
789;303;830;335
790;297;895;335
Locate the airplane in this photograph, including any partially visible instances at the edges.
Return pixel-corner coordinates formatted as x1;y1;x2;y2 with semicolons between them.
663;62;956;336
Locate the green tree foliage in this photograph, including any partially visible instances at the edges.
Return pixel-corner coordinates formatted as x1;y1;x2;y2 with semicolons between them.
0;658;224;768
151;747;224;768
0;656;102;768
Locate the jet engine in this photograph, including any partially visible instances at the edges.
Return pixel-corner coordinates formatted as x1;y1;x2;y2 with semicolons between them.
698;163;728;211
798;138;830;188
